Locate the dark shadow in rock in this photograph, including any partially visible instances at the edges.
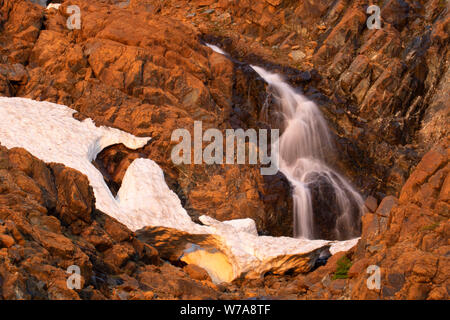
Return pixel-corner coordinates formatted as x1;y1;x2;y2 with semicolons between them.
92;143;147;197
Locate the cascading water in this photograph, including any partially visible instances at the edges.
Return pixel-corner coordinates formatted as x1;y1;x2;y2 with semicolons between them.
251;66;364;240
205;43;363;240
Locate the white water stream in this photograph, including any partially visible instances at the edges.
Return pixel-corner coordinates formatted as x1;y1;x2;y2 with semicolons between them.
251;66;364;240
207;43;364;240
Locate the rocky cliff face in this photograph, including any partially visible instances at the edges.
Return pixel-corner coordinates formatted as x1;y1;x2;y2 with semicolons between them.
179;0;449;199
0;0;448;299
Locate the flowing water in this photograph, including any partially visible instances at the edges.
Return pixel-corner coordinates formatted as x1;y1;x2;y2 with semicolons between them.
206;43;363;240
251;66;364;240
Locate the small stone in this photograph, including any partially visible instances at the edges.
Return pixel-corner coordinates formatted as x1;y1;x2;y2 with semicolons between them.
367;244;383;254
184;264;211;281
347;258;369;278
265;0;282;6
0;234;15;248
330;279;346;294
197;0;215;5
364;196;378;213
143;291;154;300
218;13;231;24
321;274;331;287
375;196;398;217
288;50;306;62
0;63;27;83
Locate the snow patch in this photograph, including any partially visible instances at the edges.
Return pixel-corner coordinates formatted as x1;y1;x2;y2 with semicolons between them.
0;97;358;283
329;238;360;255
222;218;258;236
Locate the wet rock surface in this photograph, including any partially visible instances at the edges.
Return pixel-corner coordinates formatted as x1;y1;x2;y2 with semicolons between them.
306;171;362;240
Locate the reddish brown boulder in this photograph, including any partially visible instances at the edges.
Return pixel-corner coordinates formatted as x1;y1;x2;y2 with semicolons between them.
0;234;15;248
184;264;211;281
50;163;95;225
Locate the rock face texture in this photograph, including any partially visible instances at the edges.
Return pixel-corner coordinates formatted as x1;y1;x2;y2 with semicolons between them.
0;0;448;300
184;0;449;199
1;0;447;235
291;140;449;300
350;140;449;299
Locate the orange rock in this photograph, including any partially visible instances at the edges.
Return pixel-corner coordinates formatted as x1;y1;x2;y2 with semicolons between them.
347;258;369;278
364;196;378;213
0;234;15;248
184;264;211;281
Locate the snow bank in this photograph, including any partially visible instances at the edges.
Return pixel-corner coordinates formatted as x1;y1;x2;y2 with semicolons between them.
0;97;358;283
329;237;360;255
222;218;258;235
0;97;150;228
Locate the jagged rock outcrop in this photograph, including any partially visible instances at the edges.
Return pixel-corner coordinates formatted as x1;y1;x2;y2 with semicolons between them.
5;0;447;235
220;141;448;300
349;138;449;299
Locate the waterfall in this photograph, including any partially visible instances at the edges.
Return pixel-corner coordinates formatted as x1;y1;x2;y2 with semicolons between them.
251;66;364;240
206;43;227;55
206;43;363;240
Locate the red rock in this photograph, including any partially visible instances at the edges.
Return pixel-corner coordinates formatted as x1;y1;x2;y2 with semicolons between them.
265;0;282;6
50;164;94;225
375;196;398;217
104;243;136;269
80;222;113;252
0;0;448;301
364;196;378;213
184;264;211;281
407;283;431;300
0;234;15;248
347;258;369;278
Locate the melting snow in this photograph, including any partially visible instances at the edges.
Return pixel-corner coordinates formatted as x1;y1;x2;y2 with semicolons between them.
0;97;358;282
